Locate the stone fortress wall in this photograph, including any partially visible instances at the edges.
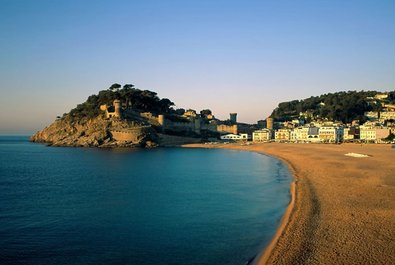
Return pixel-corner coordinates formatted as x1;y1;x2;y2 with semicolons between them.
141;113;216;134
101;99;238;138
100;99;122;119
110;126;151;142
216;124;238;134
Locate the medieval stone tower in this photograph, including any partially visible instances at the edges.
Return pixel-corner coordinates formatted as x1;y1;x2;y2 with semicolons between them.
113;99;122;118
230;113;237;124
99;99;123;119
158;114;165;127
266;117;273;130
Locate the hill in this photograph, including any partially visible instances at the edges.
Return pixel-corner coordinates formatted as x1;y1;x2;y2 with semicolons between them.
30;84;201;147
271;90;395;123
67;83;175;121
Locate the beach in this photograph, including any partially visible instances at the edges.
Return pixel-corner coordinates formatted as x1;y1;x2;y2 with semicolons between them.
184;143;395;264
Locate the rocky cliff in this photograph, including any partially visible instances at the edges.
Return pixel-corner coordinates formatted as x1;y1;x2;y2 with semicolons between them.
30;116;158;148
30;84;207;148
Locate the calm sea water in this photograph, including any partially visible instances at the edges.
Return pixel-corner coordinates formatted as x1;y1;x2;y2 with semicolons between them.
0;136;291;265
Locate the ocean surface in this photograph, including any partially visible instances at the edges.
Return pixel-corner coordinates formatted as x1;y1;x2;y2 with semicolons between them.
0;136;291;265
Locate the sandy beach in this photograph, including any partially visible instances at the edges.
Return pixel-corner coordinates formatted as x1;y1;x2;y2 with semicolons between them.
184;143;395;264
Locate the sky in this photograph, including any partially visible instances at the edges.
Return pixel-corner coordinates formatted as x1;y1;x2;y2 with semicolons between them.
0;0;394;134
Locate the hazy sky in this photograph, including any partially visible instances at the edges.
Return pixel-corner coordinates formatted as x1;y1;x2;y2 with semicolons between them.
1;0;394;134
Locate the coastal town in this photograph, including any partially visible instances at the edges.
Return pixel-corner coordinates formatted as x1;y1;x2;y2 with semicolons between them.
31;85;395;148
23;87;395;265
4;1;395;265
216;93;395;144
96;90;395;146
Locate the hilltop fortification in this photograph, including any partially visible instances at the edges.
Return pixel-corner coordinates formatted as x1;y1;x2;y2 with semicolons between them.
31;83;233;147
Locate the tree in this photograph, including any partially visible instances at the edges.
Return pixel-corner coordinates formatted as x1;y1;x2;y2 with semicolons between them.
159;98;175;113
372;101;382;112
384;132;395;142
109;83;121;91
388;91;395;102
271;90;379;123
200;109;212;116
175;108;185;115
67;82;181;120
123;84;134;90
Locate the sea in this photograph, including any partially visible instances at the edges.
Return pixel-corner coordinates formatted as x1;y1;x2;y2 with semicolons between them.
0;136;291;265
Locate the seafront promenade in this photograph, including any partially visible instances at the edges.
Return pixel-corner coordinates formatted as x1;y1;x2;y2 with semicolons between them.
184;143;395;265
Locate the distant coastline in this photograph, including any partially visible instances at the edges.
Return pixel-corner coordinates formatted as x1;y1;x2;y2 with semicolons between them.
184;142;395;264
28;87;395;149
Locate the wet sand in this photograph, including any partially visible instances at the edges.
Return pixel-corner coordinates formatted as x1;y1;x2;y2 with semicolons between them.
184;143;395;264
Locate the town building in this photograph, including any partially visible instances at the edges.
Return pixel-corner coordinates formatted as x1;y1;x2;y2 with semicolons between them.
206;114;215;120
360;127;376;142
252;129;272;142
360;125;390;143
379;111;395;123
220;133;248;141
307;127;320;143
275;129;291;142
365;111;379;121
266;117;274;130
183;109;198;118
290;127;309;142
217;124;238;135
257;120;266;129
374;93;388;100
343;127;358;142
318;126;343;143
365;111;395;123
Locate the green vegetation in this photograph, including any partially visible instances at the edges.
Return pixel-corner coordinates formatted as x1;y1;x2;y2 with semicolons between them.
384;132;395;142
200;109;212;116
271;90;395;123
68;83;175;120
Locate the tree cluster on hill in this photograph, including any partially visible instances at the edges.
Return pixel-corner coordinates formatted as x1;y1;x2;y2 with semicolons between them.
270;90;394;123
68;84;175;120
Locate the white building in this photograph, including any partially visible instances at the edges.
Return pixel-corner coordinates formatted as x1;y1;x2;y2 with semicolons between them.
183;109;197;118
365;111;379;121
360;127;375;142
374;93;388;100
379;111;395;123
319;126;343;143
291;127;309;142
360;126;390;143
252;129;272;142
220;133;248;141
307;127;320;143
275;129;291;142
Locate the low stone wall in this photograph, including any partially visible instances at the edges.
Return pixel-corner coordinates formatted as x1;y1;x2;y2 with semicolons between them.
217;124;238;134
158;134;201;146
110;126;150;143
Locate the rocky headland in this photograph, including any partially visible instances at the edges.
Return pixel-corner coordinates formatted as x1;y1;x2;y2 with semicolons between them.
30;84;210;147
30;115;159;148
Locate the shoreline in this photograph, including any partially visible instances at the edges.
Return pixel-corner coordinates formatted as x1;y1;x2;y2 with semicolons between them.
183;143;395;264
183;143;302;264
252;181;296;265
